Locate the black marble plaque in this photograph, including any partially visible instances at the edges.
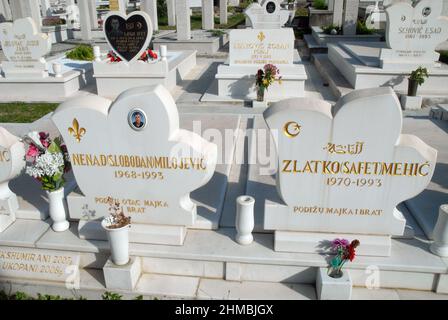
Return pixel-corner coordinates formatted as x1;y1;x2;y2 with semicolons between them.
266;1;276;14
104;13;149;62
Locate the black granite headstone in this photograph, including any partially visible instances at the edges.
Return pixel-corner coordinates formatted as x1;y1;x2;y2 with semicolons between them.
104;13;149;62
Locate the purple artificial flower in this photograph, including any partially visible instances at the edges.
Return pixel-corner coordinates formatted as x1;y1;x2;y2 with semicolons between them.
331;238;350;249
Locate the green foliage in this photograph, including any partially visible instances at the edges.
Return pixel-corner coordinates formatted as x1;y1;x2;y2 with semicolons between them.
322;24;341;35
295;7;309;17
42;17;66;26
240;0;254;10
157;0;167;19
102;291;123;300
410;66;429;85
208;29;226;37
313;0;328;10
134;295;144;300
439;50;448;64
66;45;95;61
0;290;85;300
12;291;32;300
0;102;58;123
37;293;72;300
356;20;374;35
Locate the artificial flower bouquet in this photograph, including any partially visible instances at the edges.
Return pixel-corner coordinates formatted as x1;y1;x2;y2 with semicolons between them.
103;197;131;229
24;131;71;192
255;64;282;101
329;238;360;278
107;48;158;63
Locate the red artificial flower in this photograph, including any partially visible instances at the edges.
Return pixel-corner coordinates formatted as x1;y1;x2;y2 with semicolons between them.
348;245;356;261
149;50;157;59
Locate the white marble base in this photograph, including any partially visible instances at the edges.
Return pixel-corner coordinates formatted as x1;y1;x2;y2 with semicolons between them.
316;267;352;300
328;42;448;95
1;61;48;79
311;26;382;47
252;100;268;108
0;69;93;102
274;230;391;257
153;31;229;55
216;61;307;101
436;274;448;294
0;194;18;232
93;50;196;99
78;220;187;246
103;256;141;291
401;95;422;110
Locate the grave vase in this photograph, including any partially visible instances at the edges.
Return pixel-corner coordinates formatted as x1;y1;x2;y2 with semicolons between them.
430;205;448;257
256;85;265;102
316;267;352;300
407;79;419;97
235;195;255;245
46;188;70;232
102;219;130;266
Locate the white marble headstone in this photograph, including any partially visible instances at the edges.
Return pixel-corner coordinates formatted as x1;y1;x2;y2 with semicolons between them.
0;17;52;78
381;0;448;68
245;0;290;29
0;127;26;232
263;87;437;237
229;28;295;66
66;4;81;29
52;85;217;227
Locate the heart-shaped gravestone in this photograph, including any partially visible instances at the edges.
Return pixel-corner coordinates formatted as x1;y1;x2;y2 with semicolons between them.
104;11;153;63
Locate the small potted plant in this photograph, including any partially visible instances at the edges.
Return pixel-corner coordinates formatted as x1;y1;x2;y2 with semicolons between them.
101;197;131;266
24;132;71;232
255;64;282;102
316;238;360;300
408;66;429;97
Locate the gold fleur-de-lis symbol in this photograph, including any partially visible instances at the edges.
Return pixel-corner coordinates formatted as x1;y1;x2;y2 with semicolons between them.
257;31;265;42
68;118;86;142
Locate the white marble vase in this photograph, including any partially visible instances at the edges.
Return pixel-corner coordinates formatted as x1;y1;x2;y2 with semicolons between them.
235;195;255;245
430;205;448;257
102;219;130;266
47;187;70;232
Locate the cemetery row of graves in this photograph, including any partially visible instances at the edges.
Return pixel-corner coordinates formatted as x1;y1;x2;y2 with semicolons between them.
0;0;447;300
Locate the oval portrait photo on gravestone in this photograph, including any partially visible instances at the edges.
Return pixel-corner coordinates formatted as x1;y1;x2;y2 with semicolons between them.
128;108;147;131
266;1;276;14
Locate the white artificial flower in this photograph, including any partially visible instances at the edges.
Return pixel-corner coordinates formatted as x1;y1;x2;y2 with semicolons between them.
25;151;64;178
103;215;117;227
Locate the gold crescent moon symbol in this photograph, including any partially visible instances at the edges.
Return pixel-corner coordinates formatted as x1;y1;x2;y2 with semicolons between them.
283;121;301;138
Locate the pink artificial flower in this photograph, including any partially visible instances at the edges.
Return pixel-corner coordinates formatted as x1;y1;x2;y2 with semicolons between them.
26;144;40;158
38;132;49;140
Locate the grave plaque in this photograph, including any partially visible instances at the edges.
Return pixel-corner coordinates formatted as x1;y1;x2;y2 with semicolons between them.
381;0;448;68
52;85;217;237
0;127;26;232
0;247;80;285
263;88;437;254
229;28;294;66
0;18;51;78
104;11;153;63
